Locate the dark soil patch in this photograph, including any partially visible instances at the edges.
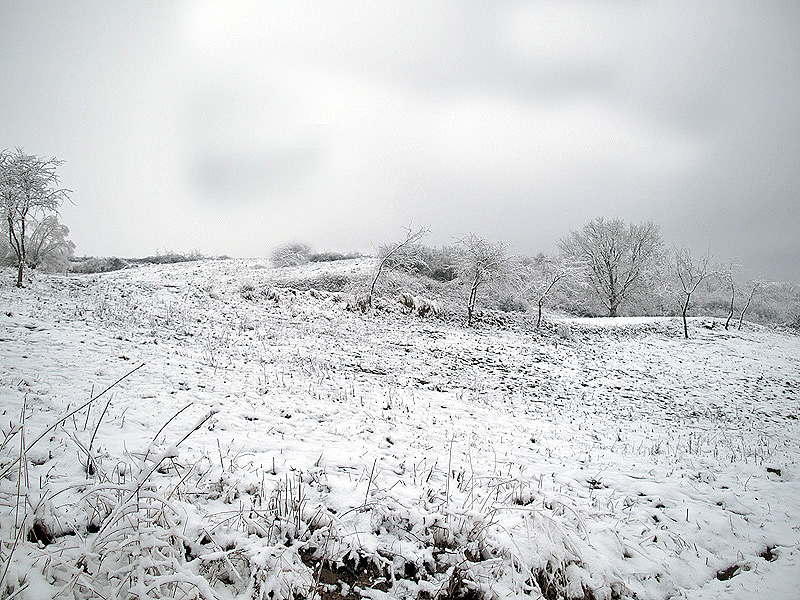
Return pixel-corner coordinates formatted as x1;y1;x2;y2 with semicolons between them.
760;546;778;562
716;564;741;581
299;548;390;599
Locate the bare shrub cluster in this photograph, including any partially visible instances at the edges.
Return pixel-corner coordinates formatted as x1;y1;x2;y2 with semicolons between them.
68;251;207;274
271;243;363;268
129;250;206;265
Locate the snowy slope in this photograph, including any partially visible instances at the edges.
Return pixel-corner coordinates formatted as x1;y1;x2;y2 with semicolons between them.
1;259;798;599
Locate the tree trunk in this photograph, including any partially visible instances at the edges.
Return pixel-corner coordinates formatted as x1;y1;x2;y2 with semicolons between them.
13;216;26;288
367;261;384;307
467;290;474;326
724;285;734;330
537;300;543;327
738;296;753;330
682;295;690;339
608;275;618;316
467;279;479;326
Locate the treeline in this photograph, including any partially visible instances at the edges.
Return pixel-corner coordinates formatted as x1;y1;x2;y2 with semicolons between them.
68;251;210;274
273;221;800;335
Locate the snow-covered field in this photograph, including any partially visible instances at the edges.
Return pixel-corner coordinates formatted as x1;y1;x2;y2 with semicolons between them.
1;258;798;600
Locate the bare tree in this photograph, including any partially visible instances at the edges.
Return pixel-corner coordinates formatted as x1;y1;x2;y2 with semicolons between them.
721;261;737;330
559;217;662;316
456;234;507;326
0;149;72;287
675;247;715;339
367;226;428;307
738;280;761;330
515;254;585;327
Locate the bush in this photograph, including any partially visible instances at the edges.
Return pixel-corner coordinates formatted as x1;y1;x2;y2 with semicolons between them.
382;244;459;282
271;243;311;267
276;273;353;293
421;245;460;281
0;240;16;267
495;293;528;313
130;250;204;265
69;256;130;273
791;309;800;331
309;250;362;262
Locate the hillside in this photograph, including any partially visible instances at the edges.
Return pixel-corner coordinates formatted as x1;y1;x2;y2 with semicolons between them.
1;259;798;600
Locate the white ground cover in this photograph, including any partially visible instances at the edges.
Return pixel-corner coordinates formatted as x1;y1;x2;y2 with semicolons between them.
0;258;798;600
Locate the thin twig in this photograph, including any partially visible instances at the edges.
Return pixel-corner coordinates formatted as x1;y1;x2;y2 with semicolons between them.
0;363;144;480
143;402;193;462
364;458;377;505
89;396;113;454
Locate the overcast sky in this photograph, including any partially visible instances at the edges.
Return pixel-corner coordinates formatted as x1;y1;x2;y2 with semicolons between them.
1;1;798;280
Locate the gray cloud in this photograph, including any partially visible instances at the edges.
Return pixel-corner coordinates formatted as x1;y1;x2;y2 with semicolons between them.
191;148;323;200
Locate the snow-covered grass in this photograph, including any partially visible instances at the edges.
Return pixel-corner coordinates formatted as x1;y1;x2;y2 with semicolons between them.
1;259;798;599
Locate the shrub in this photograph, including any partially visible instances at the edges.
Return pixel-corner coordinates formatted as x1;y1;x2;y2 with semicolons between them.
271;243;311;267
69;256;129;273
495;292;528;313
791;309;800;330
277;273;353;293
131;250;204;265
309;251;362;262
382;244;459;282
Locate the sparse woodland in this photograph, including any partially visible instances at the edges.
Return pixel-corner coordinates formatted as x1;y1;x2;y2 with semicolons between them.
270;223;799;333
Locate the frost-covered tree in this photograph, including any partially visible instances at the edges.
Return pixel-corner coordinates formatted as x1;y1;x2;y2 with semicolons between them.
456;234;507;326
516;254;585;327
367;226;428;307
737;280;761;330
719;261;738;330
25;214;75;272
674;247;716;339
559;217;662;317
0;149;72;286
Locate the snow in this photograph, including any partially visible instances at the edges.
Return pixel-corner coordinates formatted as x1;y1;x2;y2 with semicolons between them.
1;258;798;599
